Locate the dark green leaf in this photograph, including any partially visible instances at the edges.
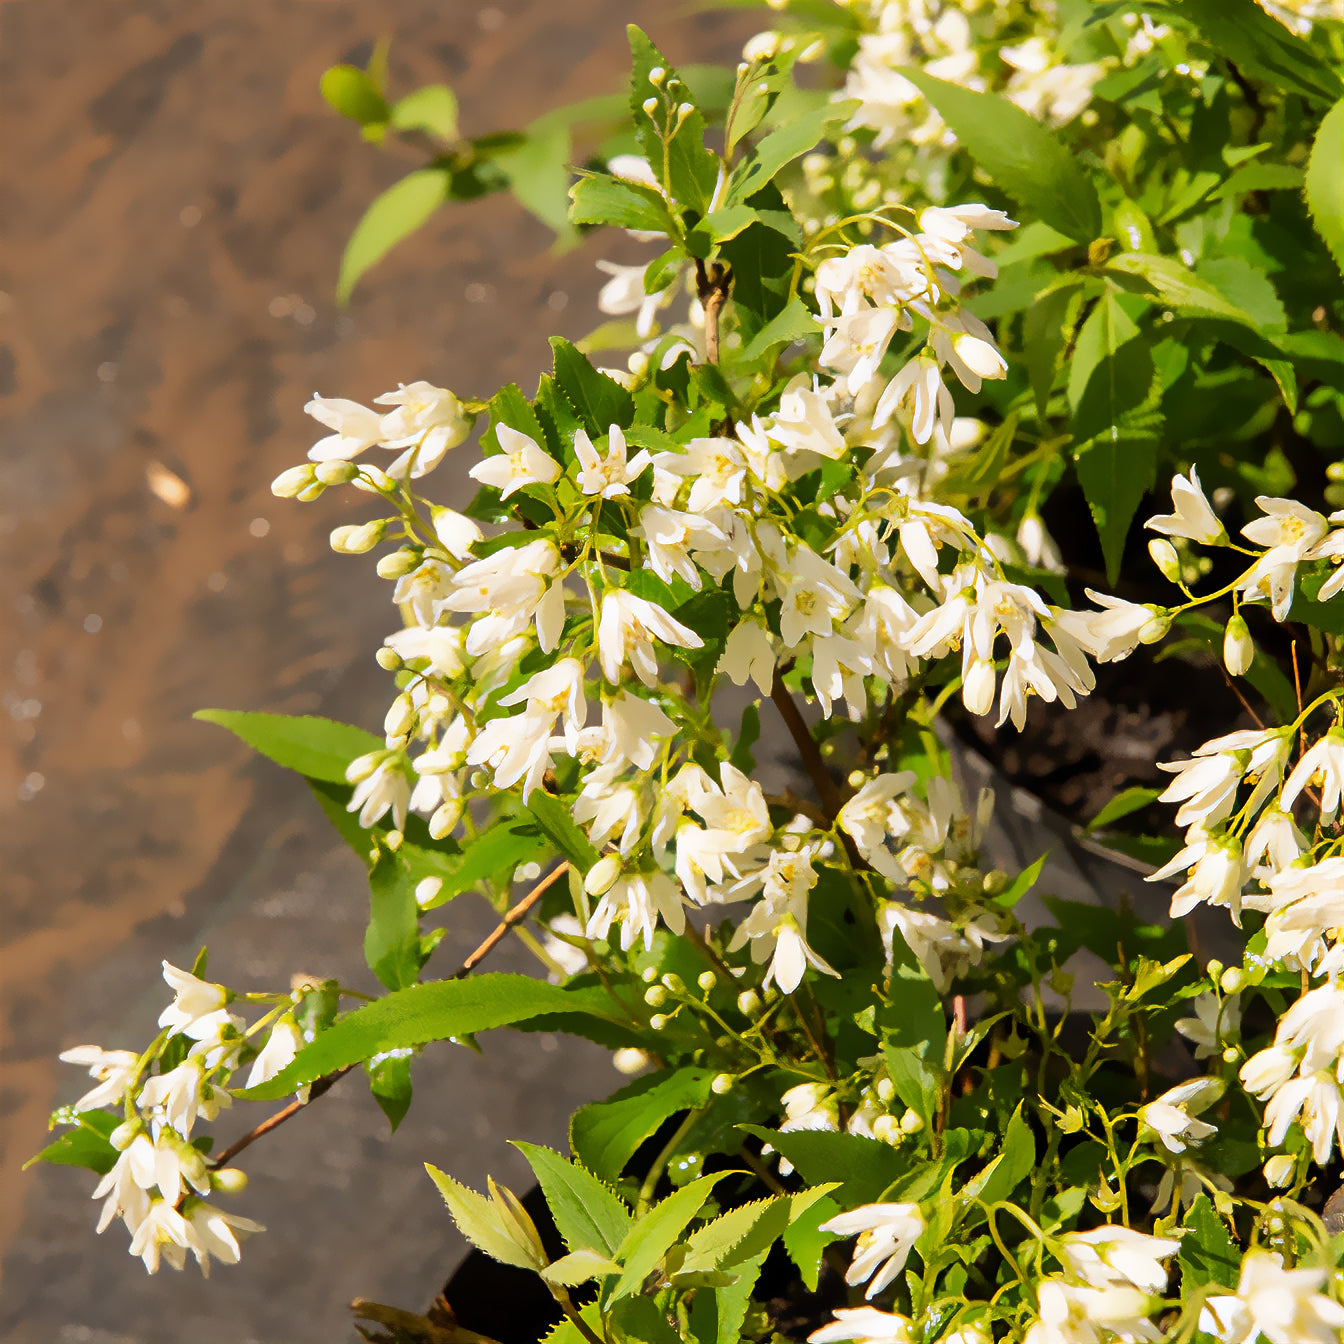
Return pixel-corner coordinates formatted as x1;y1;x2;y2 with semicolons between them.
549;338;634;437
728;101;856;202
1024;281;1085;418
527;789;600;872
337;168;451;303
782;1193;841;1291
898;69;1101;242
739;295;819;363
367;1051;413;1130
1180;1193;1240;1288
1307;99;1344;280
25;1111;119;1175
239;974;632;1100
512;1142;632;1257
965;1106;1035;1208
738;1126;908;1205
570;1066;715;1183
366;849;422;990
1087;786;1162;832
195;710;380;783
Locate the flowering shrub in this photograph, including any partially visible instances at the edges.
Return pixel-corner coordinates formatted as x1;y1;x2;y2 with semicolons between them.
32;1;1344;1340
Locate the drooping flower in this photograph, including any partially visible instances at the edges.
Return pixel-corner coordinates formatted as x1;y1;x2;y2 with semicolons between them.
468;425;561;499
1146;467;1226;545
819;1202;926;1297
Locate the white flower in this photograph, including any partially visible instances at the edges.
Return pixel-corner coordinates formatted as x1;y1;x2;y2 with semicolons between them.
383;624;465;680
811;634;873;720
1281;727;1344;819
183;1200;265;1276
432;505;483;560
819;1202;926;1297
602;691;676;773
1201;1251;1344;1344
1138;1077;1222;1154
770;385;848;460
657;437;748;513
1264;1071;1344;1164
468;425;561;499
821;307;902;398
128;1198;193;1273
809;1306;918;1344
91;1132;156;1233
727;849;837;993
139;1059;220;1138
635;505;722;590
392;557;455;630
874;354;954;445
1074;590;1170;662
586;871;685;951
374;381;473;478
1239;497;1330;622
1056;1225;1179;1294
158;962;230;1040
58;1045;141;1112
838;773;916;881
1146;467;1226;544
1025;1279;1160;1344
441;539;565;654
245;1016;304;1092
573;424;651;499
1175;992;1241;1059
345;755;411;831
718;618;775;697
879;904;1007;993
596;259;674;337
780;1081;839;1133
597;589;703;687
778;547;857;648
304;394;383;462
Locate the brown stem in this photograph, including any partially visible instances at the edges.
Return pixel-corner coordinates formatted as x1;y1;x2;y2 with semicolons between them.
695;258;731;365
351;1297;503;1344
770;671;842;817
453;861;571;979
209;1064;355;1168
764;792;830;828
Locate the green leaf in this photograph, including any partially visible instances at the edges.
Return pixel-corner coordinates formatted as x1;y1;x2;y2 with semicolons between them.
728;101;856;202
425;1166;544;1269
496;123;573;233
611;1172;729;1301
719;208;796;340
963;1106;1035;1208
366;1051;413;1130
898;69;1101;242
320;65;390;126
526;789;600;872
1087;786;1161;832
1195;257;1285;334
542;1249;623;1286
337;167;451;303
1102;253;1257;325
513;1142;632;1258
782;1193;842;1291
195;710;380;783
738;1126;908;1205
366;849;421;990
611;1296;683;1344
571;1067;715;1183
420;818;551;910
681;1187;836;1276
739;295;819;363
687;1253;767;1344
1306;99;1344;280
549;338;634;438
389;85;458;141
883;1046;942;1132
1074;404;1161;584
239;974;632;1100
1180;1193;1240;1289
25;1110;119;1175
1024;281;1085;418
569;173;676;235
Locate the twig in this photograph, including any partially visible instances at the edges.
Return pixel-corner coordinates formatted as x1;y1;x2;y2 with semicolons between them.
770;671;842;817
1219;665;1267;731
351;1297;502;1344
764;791;830;828
695;258;731;365
453;861;571;978
209;1065;355;1168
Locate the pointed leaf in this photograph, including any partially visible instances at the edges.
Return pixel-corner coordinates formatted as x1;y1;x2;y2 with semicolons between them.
549;338;634;438
337;168;451;303
1307;99;1344;280
611;1172;730;1301
513;1142;632;1258
1180;1192;1240;1288
425;1165;541;1269
195;710;380;783
526;789;600;872
389;85;459;141
738;1126;907;1205
542;1249;623;1286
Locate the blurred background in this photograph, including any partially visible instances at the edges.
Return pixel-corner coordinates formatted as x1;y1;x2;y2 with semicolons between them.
0;3;752;1340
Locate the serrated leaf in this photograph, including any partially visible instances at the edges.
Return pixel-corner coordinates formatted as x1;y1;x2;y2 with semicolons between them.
425;1165;543;1269
611;1172;729;1302
571;1066;715;1183
738;1127;908;1205
1102;253;1256;325
964;1106;1035;1208
898;69;1101;242
1180;1192;1240;1288
1306;99;1344;280
728;101;856;202
366;1051;413;1130
782;1193;842;1291
549;338;634;438
681;1187;837;1276
569;173;676;235
526;790;600;872
541;1249;623;1286
611;1296;682;1344
739;295;819;363
195;710;381;783
389;85;458;141
337;168;451;303
513;1142;632;1258
238;974;632;1100
1024;281;1085;418
366;848;421;990
25;1110;119;1175
1087;786;1162;832
686;1253;767;1344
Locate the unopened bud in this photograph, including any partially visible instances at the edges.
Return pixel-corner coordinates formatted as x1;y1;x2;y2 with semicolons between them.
962;659;996;716
211;1166;250;1194
1206;959;1224;981
900;1108;924;1134
648;66;666;85
1221;967;1248;994
641;96;660;116
1222;1046;1239;1064
641;966;659;984
613;1047;650;1075
296;480;327;502
314;458;359;486
384;829;403;851
737;990;762;1016
352;464;393;494
875;1077;895;1103
644;985;668;1008
627;351;650;378
376;550;420;579
661;973;684;994
872;1114;898;1142
1148;537;1182;583
710;1073;734;1095
1224;614;1253;677
375;646;402;671
331;519;388;554
384;694;417;739
345;750;383;784
271;464;316;497
697;971;717;993
1263;1154;1295;1188
675;102;695;120
110;1119;141;1150
649;1013;671;1030
1139;608;1173;644
585;855;623;897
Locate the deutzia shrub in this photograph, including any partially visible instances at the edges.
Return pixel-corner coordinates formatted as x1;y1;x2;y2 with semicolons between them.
34;2;1344;1341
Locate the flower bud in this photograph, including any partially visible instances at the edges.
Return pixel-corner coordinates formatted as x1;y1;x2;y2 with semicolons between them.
375;646;402;672
1139;608;1173;644
1263;1154;1295;1188
415;877;443;910
376;549;420;579
661;973;684;994
383;696;417;741
296;480;327;503
585;855;623;897
648;66;666;85
872;1114;898;1142
271;464;316;497
330;519;389;554
962;659;996;716
875;1077;895;1103
641;96;660;116
710;1073;734;1095
352;464;393;494
613;1047;650;1075
1221;966;1248;994
110;1118;141;1151
314;458;359;486
211;1166;250;1194
1224;614;1253;676
644;985;668;1008
1148;537;1182;583
649;1013;670;1031
641;966;658;984
345;750;383;784
1206;959;1224;982
697;971;717;993
737;989;762;1016
900;1108;924;1134
627;351;650;378
1222;1046;1239;1065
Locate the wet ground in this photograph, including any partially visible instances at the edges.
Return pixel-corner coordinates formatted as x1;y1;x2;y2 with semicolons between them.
0;3;754;1340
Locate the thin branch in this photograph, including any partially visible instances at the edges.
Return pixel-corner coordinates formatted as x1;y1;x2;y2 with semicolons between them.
452;861;571;979
695;259;731;366
351;1297;503;1344
765;791;830;828
209;1065;355;1168
770;671;842;817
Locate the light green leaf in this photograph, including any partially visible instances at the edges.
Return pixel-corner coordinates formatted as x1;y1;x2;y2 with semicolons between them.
25;1111;119;1175
541;1249;623;1286
496;123;573;233
320;64;390;126
512;1142;632;1258
425;1165;543;1269
238;974;632;1100
337;168;451;303
611;1172;729;1301
366;849;421;990
1306;99;1344;280
569;173;676;235
571;1067;715;1183
728;101;857;202
1086;786;1162;832
527;786;601;873
782;1193;842;1292
739;295;820;363
611;1296;683;1344
680;1187;836;1276
195;709;380;783
1101;253;1256;324
416;818;551;911
898;69;1101;242
389;85;459;141
964;1106;1035;1208
686;1252;767;1344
